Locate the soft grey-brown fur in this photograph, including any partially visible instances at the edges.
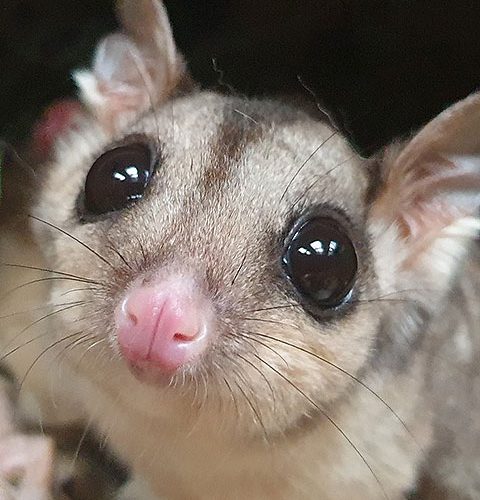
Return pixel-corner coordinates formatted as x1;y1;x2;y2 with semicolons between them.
1;1;479;499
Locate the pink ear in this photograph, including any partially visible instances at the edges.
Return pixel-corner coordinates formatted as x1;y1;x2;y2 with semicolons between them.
372;92;480;271
73;0;185;128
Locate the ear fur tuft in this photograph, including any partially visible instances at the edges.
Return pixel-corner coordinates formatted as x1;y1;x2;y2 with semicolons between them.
73;0;185;128
372;92;480;277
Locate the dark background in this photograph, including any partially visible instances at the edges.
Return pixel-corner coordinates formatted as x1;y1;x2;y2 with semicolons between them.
1;0;480;156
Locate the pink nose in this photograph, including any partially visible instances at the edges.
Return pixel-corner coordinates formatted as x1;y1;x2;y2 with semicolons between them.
115;276;212;374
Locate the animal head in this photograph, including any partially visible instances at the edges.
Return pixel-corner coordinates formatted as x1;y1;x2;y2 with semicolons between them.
29;0;480;439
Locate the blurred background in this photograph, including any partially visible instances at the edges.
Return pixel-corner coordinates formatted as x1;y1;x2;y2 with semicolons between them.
1;0;480;156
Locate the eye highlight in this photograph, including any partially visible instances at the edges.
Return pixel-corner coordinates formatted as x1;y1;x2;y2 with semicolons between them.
84;143;154;215
282;217;358;311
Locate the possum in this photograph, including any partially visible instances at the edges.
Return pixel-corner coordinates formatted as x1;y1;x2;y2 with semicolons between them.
1;1;480;498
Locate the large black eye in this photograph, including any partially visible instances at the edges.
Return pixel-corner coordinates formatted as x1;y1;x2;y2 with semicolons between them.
283;217;358;310
84;143;153;215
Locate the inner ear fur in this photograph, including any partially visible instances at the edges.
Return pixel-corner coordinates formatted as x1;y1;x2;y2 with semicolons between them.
73;0;187;129
371;92;480;274
373;92;480;238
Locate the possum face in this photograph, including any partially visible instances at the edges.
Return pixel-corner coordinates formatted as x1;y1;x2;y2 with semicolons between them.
31;0;480;440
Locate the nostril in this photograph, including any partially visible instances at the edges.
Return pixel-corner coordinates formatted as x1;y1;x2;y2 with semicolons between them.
173;332;195;342
120;297;139;327
127;311;138;326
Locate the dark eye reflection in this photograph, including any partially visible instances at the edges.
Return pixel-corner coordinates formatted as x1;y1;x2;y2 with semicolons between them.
283;217;358;310
84;143;154;216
